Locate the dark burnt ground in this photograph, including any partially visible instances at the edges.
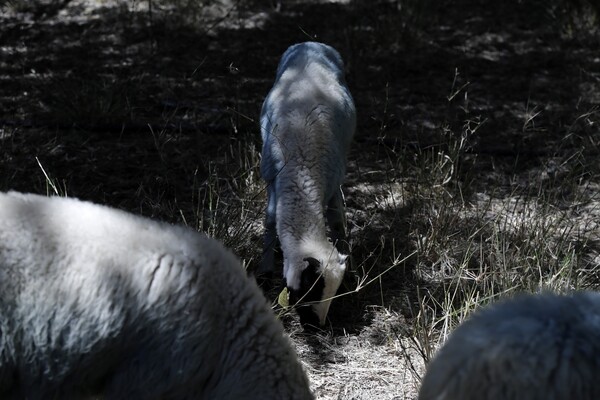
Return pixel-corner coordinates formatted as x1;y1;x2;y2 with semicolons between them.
2;0;600;398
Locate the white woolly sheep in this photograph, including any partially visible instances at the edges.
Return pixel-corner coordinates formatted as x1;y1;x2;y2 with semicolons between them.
0;191;314;400
258;41;356;327
418;292;600;400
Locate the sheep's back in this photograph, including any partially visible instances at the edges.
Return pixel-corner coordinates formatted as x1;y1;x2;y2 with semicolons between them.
419;292;600;400
0;192;312;399
260;42;355;198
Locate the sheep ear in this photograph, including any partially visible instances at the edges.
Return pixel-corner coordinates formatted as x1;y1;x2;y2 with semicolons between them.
338;254;348;264
303;257;321;270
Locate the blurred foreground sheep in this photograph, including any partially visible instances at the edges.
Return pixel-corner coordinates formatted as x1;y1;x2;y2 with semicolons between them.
259;41;356;327
419;292;600;400
0;191;313;400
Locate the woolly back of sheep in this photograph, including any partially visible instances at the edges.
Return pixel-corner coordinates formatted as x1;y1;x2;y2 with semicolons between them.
418;292;600;400
0;191;313;400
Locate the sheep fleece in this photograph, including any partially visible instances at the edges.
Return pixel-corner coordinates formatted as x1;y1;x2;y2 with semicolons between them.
0;191;313;400
419;292;600;400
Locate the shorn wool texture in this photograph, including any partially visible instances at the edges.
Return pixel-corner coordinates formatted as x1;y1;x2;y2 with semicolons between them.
419;291;600;400
0;191;313;400
259;41;356;327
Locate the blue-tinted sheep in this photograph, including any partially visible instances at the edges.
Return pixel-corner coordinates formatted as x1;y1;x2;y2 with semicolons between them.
259;42;356;327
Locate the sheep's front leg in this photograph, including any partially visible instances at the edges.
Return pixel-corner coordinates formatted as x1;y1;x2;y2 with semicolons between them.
259;180;278;277
326;187;348;254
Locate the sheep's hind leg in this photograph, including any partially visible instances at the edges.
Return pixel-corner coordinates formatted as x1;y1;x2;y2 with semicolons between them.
326;188;349;255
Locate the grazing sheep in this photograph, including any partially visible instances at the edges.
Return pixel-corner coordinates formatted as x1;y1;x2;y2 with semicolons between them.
418;292;600;400
0;191;314;400
259;41;356;327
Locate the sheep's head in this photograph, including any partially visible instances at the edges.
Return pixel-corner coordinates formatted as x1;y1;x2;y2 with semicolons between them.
285;249;347;328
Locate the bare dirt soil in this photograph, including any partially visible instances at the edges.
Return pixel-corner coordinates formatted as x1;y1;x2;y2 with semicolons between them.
2;0;600;398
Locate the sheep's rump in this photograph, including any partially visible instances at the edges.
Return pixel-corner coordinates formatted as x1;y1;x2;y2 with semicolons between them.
419;292;600;400
260;41;356;194
0;192;312;399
